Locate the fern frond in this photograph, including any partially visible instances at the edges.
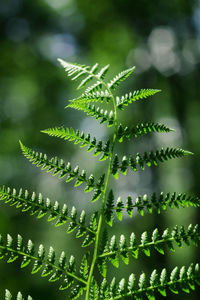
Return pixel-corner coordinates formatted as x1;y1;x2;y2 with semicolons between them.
113;192;200;219
79;252;90;280
66;90;111;109
117;122;174;142
89;277;99;299
0;234;87;292
67;103;115;127
104;190;115;227
103;263;200;299
0;186;97;239
108;66;135;90
111;148;193;178
19;142;104;199
5;289;33;300
41;127;110;161
81;212;98;247
58;59;103;91
116;89;161;110
98;224;200;263
97;65;110;80
84;81;103;94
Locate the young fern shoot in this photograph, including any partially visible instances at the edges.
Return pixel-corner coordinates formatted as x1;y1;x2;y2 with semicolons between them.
0;59;200;300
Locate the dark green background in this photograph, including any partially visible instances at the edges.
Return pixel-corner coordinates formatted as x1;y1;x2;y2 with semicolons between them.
0;0;200;299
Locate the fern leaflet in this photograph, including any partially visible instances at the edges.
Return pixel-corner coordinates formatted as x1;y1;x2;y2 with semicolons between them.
117;122;174;142
5;289;33;300
41;127;110;161
111;148;193;178
19;141;104;200
117;89;161;110
108;66;135;90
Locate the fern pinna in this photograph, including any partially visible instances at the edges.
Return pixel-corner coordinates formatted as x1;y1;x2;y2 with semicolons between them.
0;59;200;300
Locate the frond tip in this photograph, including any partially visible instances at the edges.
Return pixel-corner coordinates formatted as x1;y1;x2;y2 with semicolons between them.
58;59;110;90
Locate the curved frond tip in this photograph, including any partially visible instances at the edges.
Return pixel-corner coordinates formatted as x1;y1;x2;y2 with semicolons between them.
58;58;110;91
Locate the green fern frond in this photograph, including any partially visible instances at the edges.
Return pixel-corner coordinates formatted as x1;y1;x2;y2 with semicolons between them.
0;186;97;239
67;102;115;127
58;58;90;79
84;81;103;94
58;59;111;93
41;127;110;161
111;148;193;178
66;90;111;109
104;190;115;227
108;66;135;90
113;192;200;219
102;263;200;299
79;252;90;280
98;224;200;263
81;212;98;247
58;59;101;90
116;89;161;110
0;234;87;292
1;59;198;300
89;277;99;299
19;141;104;199
117;122;174;142
5;289;33;300
96;64;110;80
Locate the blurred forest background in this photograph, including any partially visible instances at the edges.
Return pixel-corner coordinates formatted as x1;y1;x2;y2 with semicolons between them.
0;0;200;299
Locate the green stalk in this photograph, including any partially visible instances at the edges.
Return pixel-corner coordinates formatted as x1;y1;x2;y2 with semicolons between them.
85;84;118;299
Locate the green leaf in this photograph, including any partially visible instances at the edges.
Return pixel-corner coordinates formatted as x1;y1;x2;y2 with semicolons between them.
116;88;161;110
105;190;115;226
113;148;193;176
117;122;174;142
41;127;110;162
5;290;34;300
0;233;87;292
108;66;135;90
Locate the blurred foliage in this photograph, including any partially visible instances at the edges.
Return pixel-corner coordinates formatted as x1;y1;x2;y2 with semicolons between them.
0;0;200;299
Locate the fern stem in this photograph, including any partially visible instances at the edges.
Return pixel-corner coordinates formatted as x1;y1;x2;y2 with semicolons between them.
85;82;118;299
0;245;87;285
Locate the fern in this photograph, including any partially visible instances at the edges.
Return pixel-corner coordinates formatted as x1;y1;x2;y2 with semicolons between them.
5;289;33;300
0;59;199;299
